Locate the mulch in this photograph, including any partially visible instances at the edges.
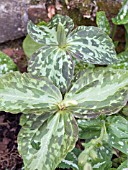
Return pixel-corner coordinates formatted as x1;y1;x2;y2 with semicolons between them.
0;112;23;170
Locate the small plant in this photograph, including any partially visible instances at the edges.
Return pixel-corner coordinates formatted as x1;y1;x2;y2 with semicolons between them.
0;51;17;76
0;14;128;170
27;14;117;94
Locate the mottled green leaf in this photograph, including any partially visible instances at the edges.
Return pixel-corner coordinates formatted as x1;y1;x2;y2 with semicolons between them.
107;116;128;139
117;160;128;170
78;118;101;139
58;148;80;170
27;20;57;45
23;35;42;59
0;51;17;76
64;68;128;118
18;113;52;160
48;14;74;34
107;116;128;155
108;132;128;155
18;111;78;170
92;143;112;170
112;0;128;25
78;140;112;170
111;51;128;70
96;11;110;35
28;46;74;94
0;72;62;114
67;26;117;65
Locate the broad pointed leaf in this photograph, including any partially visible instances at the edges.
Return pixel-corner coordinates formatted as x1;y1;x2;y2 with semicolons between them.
67;26;117;65
64;68;128;118
0;51;17;76
96;11;110;35
112;0;128;25
18;111;78;170
48;14;74;34
28;46;74;94
0;72;62;114
27;20;57;45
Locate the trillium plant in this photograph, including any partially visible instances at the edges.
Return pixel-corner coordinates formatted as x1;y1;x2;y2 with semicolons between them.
0;15;128;170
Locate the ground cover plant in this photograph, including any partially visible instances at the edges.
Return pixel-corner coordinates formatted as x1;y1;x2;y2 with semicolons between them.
0;51;17;76
0;8;128;170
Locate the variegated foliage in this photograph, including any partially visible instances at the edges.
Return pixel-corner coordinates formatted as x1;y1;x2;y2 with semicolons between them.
96;11;110;35
0;72;61;114
64;67;128;118
0;67;128;170
112;0;128;25
78;115;128;169
18;111;78;170
111;50;128;70
0;51;17;76
27;14;117;94
0;14;127;170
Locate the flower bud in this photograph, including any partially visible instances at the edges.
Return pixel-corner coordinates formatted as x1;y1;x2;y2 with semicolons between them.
78;151;88;166
89;150;98;160
84;162;93;170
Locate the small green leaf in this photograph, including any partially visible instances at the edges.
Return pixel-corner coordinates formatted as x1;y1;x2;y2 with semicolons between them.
111;51;128;70
57;23;67;48
48;14;74;34
78;142;112;170
58;148;81;170
96;11;110;35
92;143;112;170
112;0;128;25
23;35;42;59
64;67;128;118
0;72;62;114
108;132;128;155
67;26;117;65
117;160;128;170
107;116;128;155
78;119;101;139
28;46;74;94
18;111;78;170
0;51;17;76
107;116;128;139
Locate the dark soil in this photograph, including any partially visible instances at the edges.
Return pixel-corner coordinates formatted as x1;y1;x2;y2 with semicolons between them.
0;112;23;170
0;39;26;170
